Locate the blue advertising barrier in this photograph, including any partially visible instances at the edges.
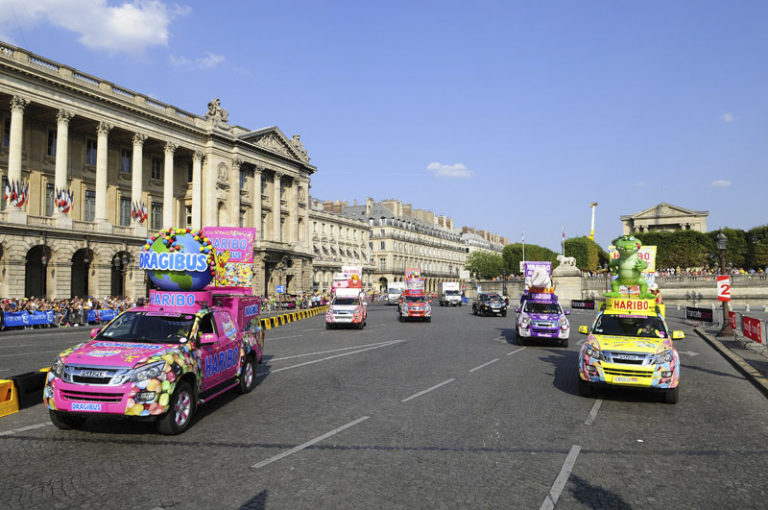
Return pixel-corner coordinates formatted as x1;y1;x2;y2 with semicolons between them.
2;309;120;328
3;311;55;327
86;309;119;323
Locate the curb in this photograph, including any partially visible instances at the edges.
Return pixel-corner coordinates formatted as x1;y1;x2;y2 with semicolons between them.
693;327;768;399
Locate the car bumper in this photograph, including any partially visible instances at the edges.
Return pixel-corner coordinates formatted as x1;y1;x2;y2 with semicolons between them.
578;360;679;389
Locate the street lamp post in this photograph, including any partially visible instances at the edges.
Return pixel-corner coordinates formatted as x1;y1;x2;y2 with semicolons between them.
275;261;286;310
113;253;130;298
501;265;507;299
717;232;734;337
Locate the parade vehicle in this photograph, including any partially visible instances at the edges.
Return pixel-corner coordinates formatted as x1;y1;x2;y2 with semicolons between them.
472;292;507;317
515;291;570;347
438;281;462;307
577;297;683;403
398;289;432;322
44;227;264;434
326;282;367;329
387;282;405;305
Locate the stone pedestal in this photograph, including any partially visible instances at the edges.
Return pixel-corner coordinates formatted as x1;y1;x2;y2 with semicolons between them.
552;264;582;308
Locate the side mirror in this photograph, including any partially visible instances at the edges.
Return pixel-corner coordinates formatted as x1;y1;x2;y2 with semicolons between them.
564;310;571;315
578;325;589;335
672;331;685;340
515;307;521;313
200;333;217;345
90;327;100;339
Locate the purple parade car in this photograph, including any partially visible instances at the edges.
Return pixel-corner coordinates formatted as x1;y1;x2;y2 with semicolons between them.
515;292;570;347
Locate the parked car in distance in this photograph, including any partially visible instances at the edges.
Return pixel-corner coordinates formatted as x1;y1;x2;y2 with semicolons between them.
472;293;507;317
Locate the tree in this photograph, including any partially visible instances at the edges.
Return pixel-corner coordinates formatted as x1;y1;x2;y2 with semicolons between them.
747;225;768;269
465;251;503;280
502;243;558;275
562;237;608;271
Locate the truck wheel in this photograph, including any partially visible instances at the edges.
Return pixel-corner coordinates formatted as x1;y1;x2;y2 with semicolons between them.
663;386;679;404
238;356;257;394
502;311;507;317
516;329;525;346
157;381;196;435
577;377;594;398
427;317;432;323
49;410;86;430
559;338;569;348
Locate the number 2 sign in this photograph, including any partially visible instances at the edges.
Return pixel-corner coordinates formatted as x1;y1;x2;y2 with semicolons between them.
717;275;731;302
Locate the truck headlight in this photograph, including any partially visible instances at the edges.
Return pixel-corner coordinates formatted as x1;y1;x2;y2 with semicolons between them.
521;316;531;326
558;316;569;328
51;357;64;379
652;351;674;365
127;361;166;383
584;345;603;361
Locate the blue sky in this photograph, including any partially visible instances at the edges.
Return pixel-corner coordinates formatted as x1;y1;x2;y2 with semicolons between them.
1;0;765;250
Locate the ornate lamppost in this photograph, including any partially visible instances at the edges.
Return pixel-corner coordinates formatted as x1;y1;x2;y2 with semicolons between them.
113;253;130;298
716;232;734;337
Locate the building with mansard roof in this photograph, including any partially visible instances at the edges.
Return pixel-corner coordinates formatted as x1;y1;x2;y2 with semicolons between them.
0;41;316;299
620;202;709;235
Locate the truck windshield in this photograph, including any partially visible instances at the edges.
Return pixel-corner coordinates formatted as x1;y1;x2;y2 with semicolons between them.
523;302;562;314
592;315;667;339
333;297;359;306
388;288;401;294
95;311;196;344
444;290;460;296
405;295;425;303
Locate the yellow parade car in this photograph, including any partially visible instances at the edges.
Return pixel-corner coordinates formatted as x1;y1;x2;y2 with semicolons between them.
577;297;684;403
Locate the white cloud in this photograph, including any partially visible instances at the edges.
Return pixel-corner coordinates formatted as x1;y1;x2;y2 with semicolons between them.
721;112;735;123
426;162;472;178
0;0;189;55
170;51;225;69
634;181;645;187
711;180;732;187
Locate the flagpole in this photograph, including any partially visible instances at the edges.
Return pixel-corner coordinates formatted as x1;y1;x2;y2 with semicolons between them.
561;227;565;255
521;231;525;266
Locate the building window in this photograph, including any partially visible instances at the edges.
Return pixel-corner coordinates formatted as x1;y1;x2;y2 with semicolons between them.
152;157;162;180
313;221;317;233
84;190;96;221
261;179;267;195
379;258;387;271
380;229;385;236
185;206;192;227
369;242;373;251
2;118;9;147
280;217;286;240
239;209;246;227
120;148;131;174
45;183;54;216
240;169;246;189
187;161;193;183
119;196;131;226
86;139;97;165
151;202;163;230
47;129;56;157
0;176;5;210
380;241;385;250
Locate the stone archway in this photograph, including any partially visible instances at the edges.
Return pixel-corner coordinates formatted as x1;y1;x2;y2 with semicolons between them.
71;248;94;298
378;276;388;293
110;251;131;298
25;245;51;298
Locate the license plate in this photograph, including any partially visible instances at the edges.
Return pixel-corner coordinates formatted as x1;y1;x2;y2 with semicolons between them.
613;376;636;383
71;402;103;412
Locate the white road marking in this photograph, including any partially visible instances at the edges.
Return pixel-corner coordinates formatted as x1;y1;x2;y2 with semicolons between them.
0;422;52;436
401;378;455;403
584;399;603;426
469;358;499;373
540;444;582;510
678;350;700;357
258;341;405;377
268;334;304;340
270;340;403;361
251;415;370;469
507;347;526;356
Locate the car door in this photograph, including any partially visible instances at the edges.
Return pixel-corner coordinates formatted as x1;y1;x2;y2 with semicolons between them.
213;310;240;383
197;313;221;392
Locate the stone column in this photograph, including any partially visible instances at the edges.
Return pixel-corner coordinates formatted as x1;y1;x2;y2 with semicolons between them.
131;133;147;235
6;96;29;222
54;109;74;227
273;172;282;242
302;179;310;249
191;151;203;229
163;142;177;228
291;177;299;243
95;122;113;232
230;158;242;226
252;166;262;238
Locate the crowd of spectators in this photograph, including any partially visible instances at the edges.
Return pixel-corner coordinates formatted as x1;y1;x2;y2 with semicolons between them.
0;296;136;330
581;266;767;278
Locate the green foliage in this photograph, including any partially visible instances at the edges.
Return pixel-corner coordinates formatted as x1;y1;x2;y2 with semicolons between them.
747;225;768;268
563;237;607;271
465;251;503;279
502;243;558;274
633;230;714;268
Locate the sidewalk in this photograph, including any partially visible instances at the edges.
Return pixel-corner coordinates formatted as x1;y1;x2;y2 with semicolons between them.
695;326;768;398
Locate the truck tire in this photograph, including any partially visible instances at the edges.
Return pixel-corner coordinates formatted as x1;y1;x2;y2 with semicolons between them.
157;381;196;435
49;410;86;430
238;356;257;394
663;386;679;404
577;377;594;398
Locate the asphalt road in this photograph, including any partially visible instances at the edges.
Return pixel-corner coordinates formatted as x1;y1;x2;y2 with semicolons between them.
1;302;767;509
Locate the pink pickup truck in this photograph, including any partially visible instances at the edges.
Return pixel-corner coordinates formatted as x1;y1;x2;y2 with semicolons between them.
44;289;263;434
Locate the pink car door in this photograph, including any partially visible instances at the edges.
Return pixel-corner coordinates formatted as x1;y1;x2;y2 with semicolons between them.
213;310;240;383
198;313;222;391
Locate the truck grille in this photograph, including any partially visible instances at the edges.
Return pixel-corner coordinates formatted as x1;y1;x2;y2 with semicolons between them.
61;389;123;402
603;368;653;378
62;365;127;386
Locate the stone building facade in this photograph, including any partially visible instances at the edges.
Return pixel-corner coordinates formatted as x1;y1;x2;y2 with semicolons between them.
621;202;708;235
0;42;315;300
309;201;374;293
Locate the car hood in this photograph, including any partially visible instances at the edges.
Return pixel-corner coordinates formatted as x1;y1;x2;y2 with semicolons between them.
60;340;178;368
589;335;672;354
331;304;361;311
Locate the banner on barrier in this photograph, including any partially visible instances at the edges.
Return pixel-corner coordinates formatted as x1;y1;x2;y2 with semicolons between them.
571;300;595;310
686;307;713;322
743;316;763;344
2;310;54;327
728;311;737;330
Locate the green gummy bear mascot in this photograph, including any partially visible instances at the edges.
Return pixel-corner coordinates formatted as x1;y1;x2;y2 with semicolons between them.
604;235;655;299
